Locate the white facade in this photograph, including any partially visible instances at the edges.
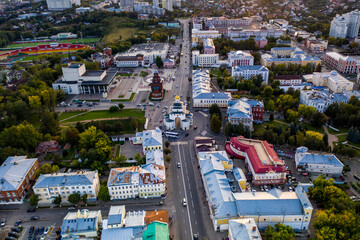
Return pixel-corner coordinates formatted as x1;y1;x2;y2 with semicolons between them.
228;51;254;67
295;147;344;176
192;69;231;108
47;0;80;11
164;96;193;130
162;0;172;11
231;65;269;84
226;99;253;131
192;29;221;40
192;50;219;67
330;10;360;39
306;71;354;93
33;171;100;205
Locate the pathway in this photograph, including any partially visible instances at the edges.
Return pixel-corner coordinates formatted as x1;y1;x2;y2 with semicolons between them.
323;125;338;150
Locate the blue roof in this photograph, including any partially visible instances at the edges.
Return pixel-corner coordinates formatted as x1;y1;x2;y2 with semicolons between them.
233;65;268;72
298;153;343;167
246;99;263;108
62;210;100;235
34;171;96;189
193;92;231;100
142;128;162;148
272;47;296;51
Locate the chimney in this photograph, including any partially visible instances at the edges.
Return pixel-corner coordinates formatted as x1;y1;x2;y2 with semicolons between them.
77;210;81;218
252;226;256;231
84;210;88;218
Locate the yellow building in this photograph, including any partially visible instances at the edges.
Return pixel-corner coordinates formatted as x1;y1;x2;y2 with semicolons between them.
133;128;163;152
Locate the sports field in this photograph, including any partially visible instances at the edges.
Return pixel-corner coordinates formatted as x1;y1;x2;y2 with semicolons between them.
5;38;101;49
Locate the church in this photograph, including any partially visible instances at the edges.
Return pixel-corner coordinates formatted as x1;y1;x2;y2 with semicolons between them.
163;96;193;130
150;70;163;100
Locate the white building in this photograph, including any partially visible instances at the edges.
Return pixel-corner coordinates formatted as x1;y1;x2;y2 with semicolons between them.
192;50;219;67
330;10;360;39
162;0;172;11
46;0;80;11
231;65;269;84
203;38;216;54
107;165;166;199
33;171;100;205
295;147;344;176
228;218;262;240
61;209;102;239
300;89;351;112
226;99;253;131
163;96;193;130
304;71;354;93
114;43;169;67
192;29;221;43
228;51;254;67
133;128;163;152
52;63;117;94
192;69;231;108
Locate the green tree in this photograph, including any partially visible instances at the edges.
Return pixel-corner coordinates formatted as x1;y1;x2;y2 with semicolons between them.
30;194;39;207
311;112;328;128
109;106;119;112
118;103;124;110
114;155;127;166
82;193;88;205
0;122;43;151
40;110;59;136
165;141;170;148
264;223;296;240
38;163;59;175
165;155;171;163
134;152;141;162
285;109;298;122
210;115;221;133
155;56;163;68
209;103;221;118
164;148;172;155
53;195;62;205
68;193;81;205
98;185;111;201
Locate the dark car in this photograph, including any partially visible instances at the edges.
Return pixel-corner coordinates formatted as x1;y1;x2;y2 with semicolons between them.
156;201;164;206
5;237;16;240
29;226;35;235
34;229;39;236
14;219;22;226
39;227;44;235
8;232;18;237
11;227;21;233
185;133;189;137
27;208;36;212
30;216;39;220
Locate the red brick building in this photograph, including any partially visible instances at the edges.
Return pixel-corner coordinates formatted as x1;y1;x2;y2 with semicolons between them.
0;156;39;204
225;137;286;185
151;70;163;100
35;140;60;154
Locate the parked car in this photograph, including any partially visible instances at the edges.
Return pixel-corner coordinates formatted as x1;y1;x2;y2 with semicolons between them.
11;227;21;233
8;232;18;237
177;163;181;168
156;201;164;206
44;226;50;235
5;237;16;240
14;219;22;226
30;216;39;220
68;206;76;210
0;218;5;227
27;208;35;212
39;227;44;235
29;226;35;235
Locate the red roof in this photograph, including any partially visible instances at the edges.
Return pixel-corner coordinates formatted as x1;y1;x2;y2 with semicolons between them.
226;136;286;174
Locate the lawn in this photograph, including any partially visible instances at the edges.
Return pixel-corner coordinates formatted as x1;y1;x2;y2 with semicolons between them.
328;127;349;135
140;71;149;77
111;93;136;102
61;109;144;123
103;27;137;43
58;111;84;121
5;38;100;49
305;124;325;134
117;73;132;77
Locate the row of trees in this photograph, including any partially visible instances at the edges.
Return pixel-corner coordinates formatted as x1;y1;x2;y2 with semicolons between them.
309;176;360;240
209;104;222;133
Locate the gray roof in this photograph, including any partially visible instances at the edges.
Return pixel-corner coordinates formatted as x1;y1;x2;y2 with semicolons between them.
81;71;117;86
0;156;38;191
33;171;97;189
142;128;162;148
62;209;101;235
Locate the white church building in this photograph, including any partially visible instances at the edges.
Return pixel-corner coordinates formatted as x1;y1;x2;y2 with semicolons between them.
163;96;193;130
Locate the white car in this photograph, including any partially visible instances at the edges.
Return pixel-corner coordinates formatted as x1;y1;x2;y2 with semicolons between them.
289;186;293;192
44;226;50;235
162;109;166;113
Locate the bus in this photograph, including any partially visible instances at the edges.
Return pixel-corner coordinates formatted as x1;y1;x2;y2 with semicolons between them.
164;131;179;138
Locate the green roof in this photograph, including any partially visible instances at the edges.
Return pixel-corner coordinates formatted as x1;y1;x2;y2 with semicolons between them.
142;222;169;240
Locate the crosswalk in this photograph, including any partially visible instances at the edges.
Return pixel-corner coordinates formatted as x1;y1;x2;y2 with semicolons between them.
171;141;188;145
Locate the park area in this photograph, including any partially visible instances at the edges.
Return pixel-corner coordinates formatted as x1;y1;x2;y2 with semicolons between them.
5;38;101;49
59;109;144;124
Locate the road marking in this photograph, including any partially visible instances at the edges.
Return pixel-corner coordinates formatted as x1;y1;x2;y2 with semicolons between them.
199;112;208;117
177;144;194;238
192;201;194;208
172;141;188;145
195;220;197;225
190;191;192;198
